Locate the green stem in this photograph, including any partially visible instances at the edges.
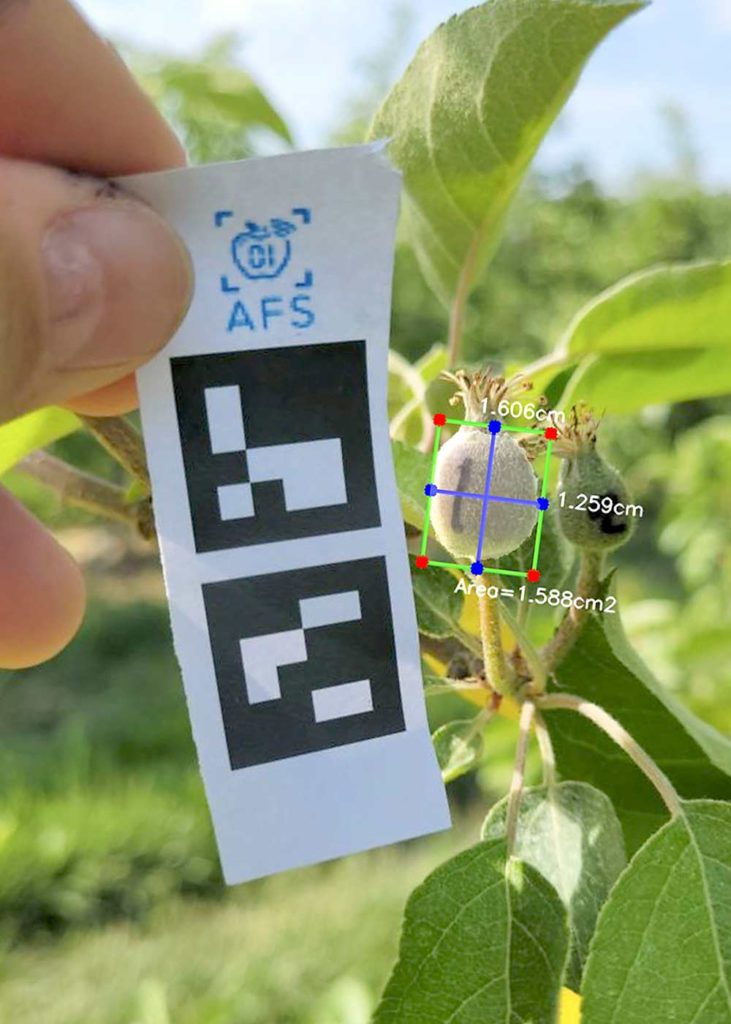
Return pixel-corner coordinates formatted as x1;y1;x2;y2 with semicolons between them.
499;596;546;693
505;700;536;855
542;549;604;672
537;693;683;817
446;235;478;367
533;710;557;788
476;585;512;696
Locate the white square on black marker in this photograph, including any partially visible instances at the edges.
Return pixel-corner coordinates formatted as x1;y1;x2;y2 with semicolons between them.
123;145;450;884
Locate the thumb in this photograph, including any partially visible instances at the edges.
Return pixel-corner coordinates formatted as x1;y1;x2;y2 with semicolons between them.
0;157;192;423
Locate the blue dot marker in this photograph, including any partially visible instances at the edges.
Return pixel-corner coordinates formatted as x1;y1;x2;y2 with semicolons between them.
424;483;438;497
471;560;484;575
537;496;549;511
488;420;502;435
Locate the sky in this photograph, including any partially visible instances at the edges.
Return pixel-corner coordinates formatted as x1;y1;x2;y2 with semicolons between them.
77;0;731;191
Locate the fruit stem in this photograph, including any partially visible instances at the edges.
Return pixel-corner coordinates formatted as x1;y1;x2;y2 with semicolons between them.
536;693;683;817
542;549;603;672
505;699;536;854
476;586;512;696
499;597;546;693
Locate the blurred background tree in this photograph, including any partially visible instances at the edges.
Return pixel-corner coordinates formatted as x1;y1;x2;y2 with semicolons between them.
0;19;729;1024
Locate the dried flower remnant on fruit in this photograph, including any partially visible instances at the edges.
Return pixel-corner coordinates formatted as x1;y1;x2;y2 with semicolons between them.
431;369;538;560
554;405;635;551
443;368;532;422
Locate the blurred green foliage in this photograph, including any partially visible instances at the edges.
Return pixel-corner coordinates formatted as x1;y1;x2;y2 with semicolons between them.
391;174;731;366
128;34;292;164
0;601;221;946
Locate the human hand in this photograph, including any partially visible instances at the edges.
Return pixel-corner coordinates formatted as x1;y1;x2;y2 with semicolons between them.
0;0;193;668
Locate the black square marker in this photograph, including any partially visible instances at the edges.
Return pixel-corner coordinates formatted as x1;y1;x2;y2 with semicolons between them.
171;341;380;552
202;557;405;769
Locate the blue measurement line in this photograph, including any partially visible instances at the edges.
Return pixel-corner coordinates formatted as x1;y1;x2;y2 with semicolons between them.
475;431;498;562
434;487;542;509
435;487;484;500
486;494;540;508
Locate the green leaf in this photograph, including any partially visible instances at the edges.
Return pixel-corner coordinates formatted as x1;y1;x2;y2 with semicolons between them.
369;0;644;306
156;54;292;144
482;782;626;991
414;343;448;384
411;563;463;639
133;35;293;163
565;260;731;358
564;345;731;414
0;408;82;476
546;608;731;855
391;440;430;530
582;800;731;1023
432;718;484;782
374;840;569;1024
124;478;151;503
556;260;731;411
424;675;486;698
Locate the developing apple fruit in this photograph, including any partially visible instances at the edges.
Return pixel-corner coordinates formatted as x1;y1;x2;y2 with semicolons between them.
431;371;538;561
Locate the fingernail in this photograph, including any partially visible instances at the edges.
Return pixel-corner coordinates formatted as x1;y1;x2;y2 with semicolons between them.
43;200;192;371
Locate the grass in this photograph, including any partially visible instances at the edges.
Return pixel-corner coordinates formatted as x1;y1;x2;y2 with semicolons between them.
0;829;470;1024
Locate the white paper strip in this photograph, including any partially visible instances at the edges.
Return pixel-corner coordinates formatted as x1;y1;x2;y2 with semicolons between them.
124;144;450;884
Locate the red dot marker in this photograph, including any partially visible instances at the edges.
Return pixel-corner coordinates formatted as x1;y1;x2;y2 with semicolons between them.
544;427;558;440
527;568;541;582
433;413;446;426
415;555;429;569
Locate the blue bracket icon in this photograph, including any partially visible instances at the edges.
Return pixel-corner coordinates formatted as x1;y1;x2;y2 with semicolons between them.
291;207;311;225
214;210;234;228
220;275;241;294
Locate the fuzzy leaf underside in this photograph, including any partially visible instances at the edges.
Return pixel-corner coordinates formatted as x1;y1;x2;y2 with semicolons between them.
392;440;430;530
373;840;569;1024
411;563;464;639
582;800;731;1024
432;719;484;782
547;608;731;855
369;0;644;306
482;781;626;991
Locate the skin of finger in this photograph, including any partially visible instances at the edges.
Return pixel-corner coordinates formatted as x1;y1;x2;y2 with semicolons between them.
0;2;185;667
0;0;185;174
0;156;192;422
64;374;139;416
0;487;86;669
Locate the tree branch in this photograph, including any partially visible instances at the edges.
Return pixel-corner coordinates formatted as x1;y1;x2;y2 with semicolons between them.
80;414;150;489
17;451;155;540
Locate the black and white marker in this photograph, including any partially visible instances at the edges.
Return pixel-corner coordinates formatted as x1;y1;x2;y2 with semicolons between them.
123;145;450;884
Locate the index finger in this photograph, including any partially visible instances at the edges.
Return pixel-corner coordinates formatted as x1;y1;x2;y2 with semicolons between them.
0;0;185;174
